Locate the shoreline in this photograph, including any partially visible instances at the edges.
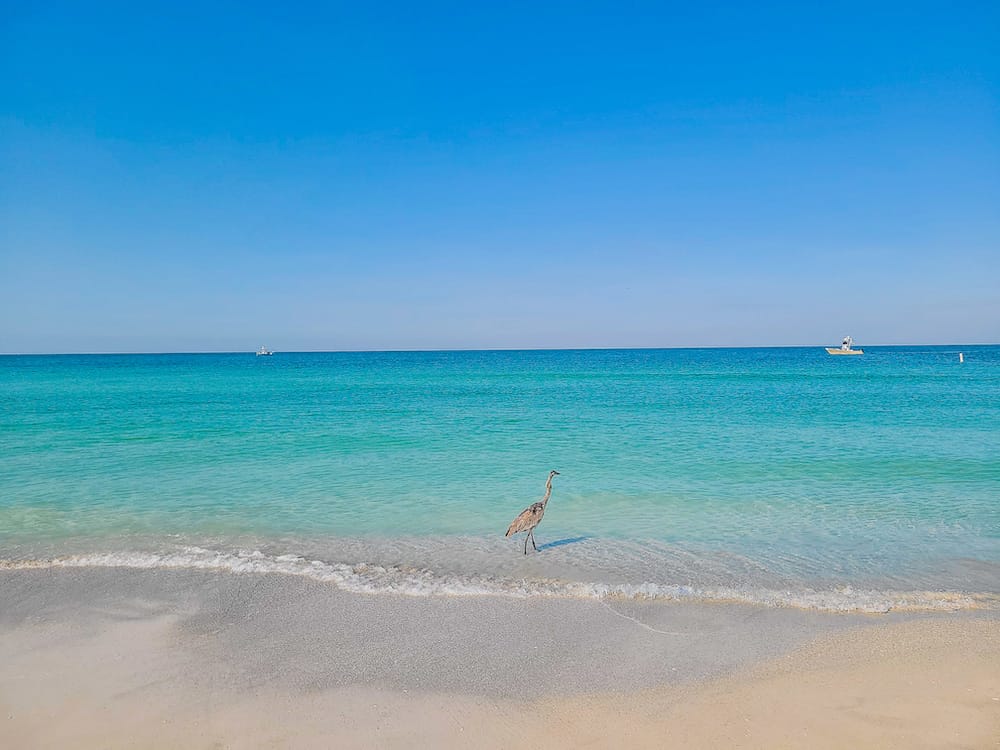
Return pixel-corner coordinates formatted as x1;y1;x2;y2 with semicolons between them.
2;568;998;748
3;546;998;614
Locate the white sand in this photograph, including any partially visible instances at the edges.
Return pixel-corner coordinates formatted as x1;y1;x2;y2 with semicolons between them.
1;568;997;748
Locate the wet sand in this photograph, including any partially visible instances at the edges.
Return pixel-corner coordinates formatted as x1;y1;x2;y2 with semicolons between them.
1;568;998;748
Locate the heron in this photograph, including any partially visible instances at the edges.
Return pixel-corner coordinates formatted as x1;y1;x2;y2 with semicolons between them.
505;470;560;554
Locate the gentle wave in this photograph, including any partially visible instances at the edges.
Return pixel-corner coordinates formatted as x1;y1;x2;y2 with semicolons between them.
2;547;997;614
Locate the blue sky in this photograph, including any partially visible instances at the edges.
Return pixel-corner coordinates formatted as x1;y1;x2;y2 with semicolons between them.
2;1;998;352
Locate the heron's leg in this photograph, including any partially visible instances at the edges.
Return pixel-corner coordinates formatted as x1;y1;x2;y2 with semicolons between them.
530;530;537;551
523;533;529;555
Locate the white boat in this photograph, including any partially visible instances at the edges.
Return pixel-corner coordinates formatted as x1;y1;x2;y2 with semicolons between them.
256;346;273;356
826;336;863;355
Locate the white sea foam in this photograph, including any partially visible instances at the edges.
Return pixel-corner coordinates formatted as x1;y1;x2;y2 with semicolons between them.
2;547;997;613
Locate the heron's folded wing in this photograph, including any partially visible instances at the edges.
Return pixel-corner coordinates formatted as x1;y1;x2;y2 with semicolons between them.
505;504;540;536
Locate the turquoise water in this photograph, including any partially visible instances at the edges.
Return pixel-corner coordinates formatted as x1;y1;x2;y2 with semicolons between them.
2;348;998;611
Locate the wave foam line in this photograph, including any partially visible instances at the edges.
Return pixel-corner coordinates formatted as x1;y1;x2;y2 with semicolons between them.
2;548;997;614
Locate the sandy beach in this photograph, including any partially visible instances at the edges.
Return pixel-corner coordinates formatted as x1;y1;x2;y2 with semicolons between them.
1;567;997;749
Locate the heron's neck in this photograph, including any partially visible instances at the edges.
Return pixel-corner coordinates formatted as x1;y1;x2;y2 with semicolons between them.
541;480;553;507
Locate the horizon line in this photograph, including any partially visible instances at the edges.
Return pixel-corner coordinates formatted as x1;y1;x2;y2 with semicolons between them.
1;342;996;356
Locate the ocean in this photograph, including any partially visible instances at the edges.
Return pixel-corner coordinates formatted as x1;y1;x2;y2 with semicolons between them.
2;347;998;612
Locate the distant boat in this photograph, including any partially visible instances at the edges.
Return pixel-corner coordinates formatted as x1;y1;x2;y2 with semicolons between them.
256;346;273;356
826;336;863;356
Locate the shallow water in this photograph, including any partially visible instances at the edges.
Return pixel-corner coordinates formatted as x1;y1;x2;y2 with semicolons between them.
2;347;998;611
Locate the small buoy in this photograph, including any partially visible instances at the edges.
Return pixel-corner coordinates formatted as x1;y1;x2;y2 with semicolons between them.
959;352;964;363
